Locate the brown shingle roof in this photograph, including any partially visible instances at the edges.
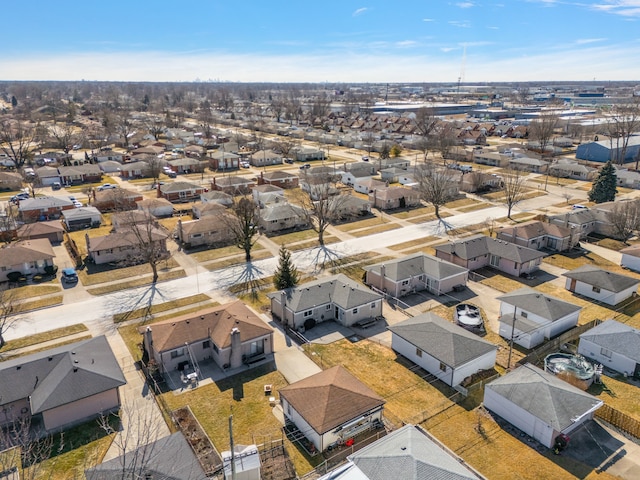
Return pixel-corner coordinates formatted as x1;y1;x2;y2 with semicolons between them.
138;301;273;352
0;239;55;266
279;366;385;435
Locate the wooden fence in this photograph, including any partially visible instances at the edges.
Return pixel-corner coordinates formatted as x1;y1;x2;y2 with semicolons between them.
596;404;640;440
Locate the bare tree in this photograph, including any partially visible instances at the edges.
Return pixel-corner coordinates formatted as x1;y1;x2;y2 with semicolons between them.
227;197;260;262
413;107;438;161
528;111;559;157
501;168;528;219
272;137;299;161
414;162;459;218
0;416;57;480
603;99;640;165
0;204;19;243
143;156;165;186
49;123;82;155
294;170;345;246
608;200;640;243
270;96;286;123
0;288;23;350
0;119;37;168
434;122;459;164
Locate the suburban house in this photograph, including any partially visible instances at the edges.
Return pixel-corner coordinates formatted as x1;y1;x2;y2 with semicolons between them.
92;189;143;212
176;214;236;249
379;167;408;183
459;171;502;193
257;170;299;189
191;201;228;219
92;152;124;163
353;177;387;195
259;203;308;234
497;288;582;349
578;320;640;378
377;157;410;170
620;244;640;272
200;190;233;206
341;163;376;186
211;176;255;195
0;336;126;432
434;234;546;277
364;253;468;297
140;301;274;373
0;239;56;282
388;313;497;387
368;186;421;210
279;366;385;453
328;195;371;219
167;157;205;174
209;151;240;170
57;164;102;185
16;220;65;244
137;197;174;218
86;225;169;265
319;424;481;480
293;146;325;161
18;196;75;222
484;364;603;449
249;149;282;167
98;160;124;175
62;207;102;231
252;184;285;207
118;161;149;179
473;151;510;167
157;181;205;203
563;265;640;306
111;210;156;231
496;220;579;252
0;171;23;190
549;160;597;181
615;167;640;189
268;274;383;331
548;208;613;239
35;166;62;186
86;432;207;480
508;156;549;173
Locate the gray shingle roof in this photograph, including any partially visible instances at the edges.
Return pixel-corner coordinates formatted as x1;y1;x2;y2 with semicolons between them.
388;313;496;368
562;265;640;293
346;425;477;480
579;319;640;362
365;253;468;282
434;234;546;264
269;274;382;312
0;336;126;413
485;364;602;431
85;432;207;480
497;287;581;321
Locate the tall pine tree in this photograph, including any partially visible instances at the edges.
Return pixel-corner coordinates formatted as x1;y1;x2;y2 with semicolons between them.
588;160;617;203
273;244;299;290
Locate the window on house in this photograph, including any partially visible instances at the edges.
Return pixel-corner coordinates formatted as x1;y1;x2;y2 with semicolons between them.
202;341;210;349
416;348;422;357
592;286;601;293
600;347;612;358
439;362;447;372
192;233;202;238
212;343;219;353
304;310;313;317
352;308;358;314
326;304;331;311
401;280;409;286
520;311;528;318
170;348;185;359
371;302;376;309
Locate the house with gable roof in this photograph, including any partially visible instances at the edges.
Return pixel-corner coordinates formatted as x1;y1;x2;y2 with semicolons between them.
318;424;482;480
497;220;579;252
0;336;126;432
257;170;299;189
563;265;640;306
388;313;497;387
578;319;640;378
497;288;582;348
140;300;274;373
434;234;546;277
484;364;603;449
364;253;468;297
268;274;383;331
279;366;385;453
0;239;56;282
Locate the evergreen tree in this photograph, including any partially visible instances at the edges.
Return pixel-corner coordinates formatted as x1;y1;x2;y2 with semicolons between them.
588;161;617;203
273;245;299;290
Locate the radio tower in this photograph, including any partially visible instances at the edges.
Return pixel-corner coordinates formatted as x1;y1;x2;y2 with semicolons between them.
457;45;467;94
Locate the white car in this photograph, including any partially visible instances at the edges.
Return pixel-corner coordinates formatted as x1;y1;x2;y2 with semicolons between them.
97;183;118;191
73;200;83;208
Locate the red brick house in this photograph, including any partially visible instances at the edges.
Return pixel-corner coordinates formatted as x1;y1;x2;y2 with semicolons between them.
257;170;299;189
157;181;205;203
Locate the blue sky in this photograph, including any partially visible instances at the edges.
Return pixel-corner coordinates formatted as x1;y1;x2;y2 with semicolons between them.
2;1;640;82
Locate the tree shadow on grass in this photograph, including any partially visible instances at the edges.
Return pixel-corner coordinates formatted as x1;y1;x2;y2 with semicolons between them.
214;261;266;298
214;362;277;401
108;283;171;326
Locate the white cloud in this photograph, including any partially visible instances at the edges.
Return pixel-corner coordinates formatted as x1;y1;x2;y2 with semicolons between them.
591;1;640;17
422;18;435;22
449;20;471;28
396;40;418;47
575;38;606;45
353;7;368;17
456;2;475;8
487;25;499;29
1;43;639;83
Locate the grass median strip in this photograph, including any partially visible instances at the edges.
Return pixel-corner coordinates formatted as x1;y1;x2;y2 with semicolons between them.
113;293;213;323
87;269;186;295
0;324;89;354
14;295;64;313
79;258;180;286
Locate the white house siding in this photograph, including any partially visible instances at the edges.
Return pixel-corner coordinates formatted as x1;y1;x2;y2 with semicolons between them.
498;303;578;346
621;254;640;273
278;299;382;331
281;399;323;451
565;279;637;306
41;389;120;431
483;387;556;448
578;338;636;376
337;301;382;327
391;334;454;385
366;271;466;297
0;258;54;282
499;319;545;349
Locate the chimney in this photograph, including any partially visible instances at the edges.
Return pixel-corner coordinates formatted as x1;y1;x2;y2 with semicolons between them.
512;226;517;243
85;233;90;251
177;219;183;243
143;326;154;359
156;182;161;198
229;327;243;369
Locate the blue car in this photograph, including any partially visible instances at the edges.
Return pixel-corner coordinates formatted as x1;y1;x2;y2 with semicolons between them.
61;268;78;284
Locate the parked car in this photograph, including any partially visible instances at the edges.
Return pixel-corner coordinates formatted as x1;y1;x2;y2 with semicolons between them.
240;161;251;169
97;183;118;191
299;164;311;170
51;181;62;190
72;200;83;208
61;268;78;284
9;192;29;203
572;204;588;210
361;156;369;162
284;158;294;164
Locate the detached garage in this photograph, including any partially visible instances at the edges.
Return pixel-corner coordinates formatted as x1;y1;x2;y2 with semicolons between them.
484;364;603;449
62;207;102;231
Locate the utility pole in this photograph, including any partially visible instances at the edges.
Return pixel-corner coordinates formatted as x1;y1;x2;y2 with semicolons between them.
229;415;236;480
507;309;517;370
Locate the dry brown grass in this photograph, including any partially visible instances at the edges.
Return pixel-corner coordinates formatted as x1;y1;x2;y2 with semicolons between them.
444;197;479;209
335;217;390;231
387;236;441;251
349;223;400;237
268;229;318;245
544;251;640;278
0;324;88;354
79;258;181;286
202;249;273;271
87;269;186;295
391;206;434;219
189;243;266;263
112;293;213;323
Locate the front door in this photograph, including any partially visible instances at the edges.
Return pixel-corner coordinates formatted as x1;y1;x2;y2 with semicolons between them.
634;363;640;379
